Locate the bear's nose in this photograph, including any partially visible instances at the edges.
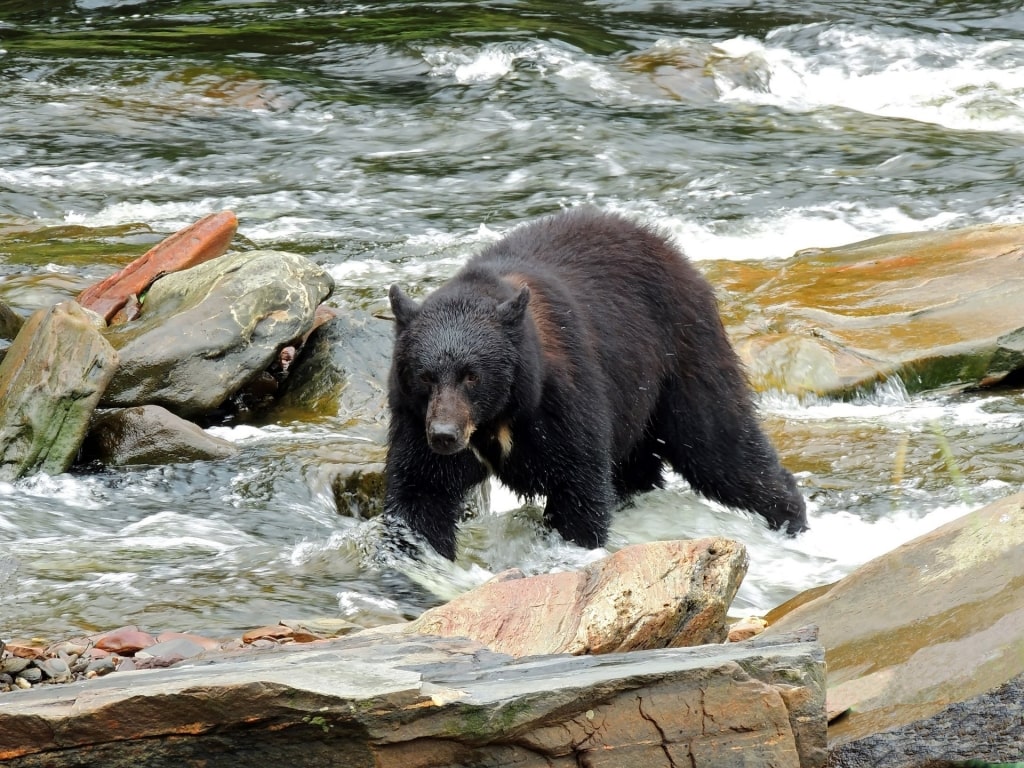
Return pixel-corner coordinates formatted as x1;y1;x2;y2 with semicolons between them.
427;422;462;454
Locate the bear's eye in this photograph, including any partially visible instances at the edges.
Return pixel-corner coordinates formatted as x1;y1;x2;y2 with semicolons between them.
419;371;436;386
463;371;479;386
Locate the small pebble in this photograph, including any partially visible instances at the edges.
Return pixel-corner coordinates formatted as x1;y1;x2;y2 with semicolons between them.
85;658;116;677
1;656;32;675
17;667;43;684
14;676;31;690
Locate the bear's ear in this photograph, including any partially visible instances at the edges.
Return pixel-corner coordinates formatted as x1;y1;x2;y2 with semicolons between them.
497;285;530;328
389;284;420;330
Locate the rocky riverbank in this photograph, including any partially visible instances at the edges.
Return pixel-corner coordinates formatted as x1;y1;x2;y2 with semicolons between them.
1;492;1022;766
2;214;1024;766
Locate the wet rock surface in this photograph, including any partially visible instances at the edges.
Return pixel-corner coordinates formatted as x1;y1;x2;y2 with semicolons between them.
827;672;1024;768
80;405;239;466
0;301;119;481
709;222;1024;396
0;629;825;768
765;491;1024;760
101;249;334;419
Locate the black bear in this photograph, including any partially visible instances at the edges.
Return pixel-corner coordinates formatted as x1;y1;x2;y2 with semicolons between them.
383;208;806;560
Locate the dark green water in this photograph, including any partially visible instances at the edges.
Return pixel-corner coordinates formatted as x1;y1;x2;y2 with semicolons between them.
2;1;1023;640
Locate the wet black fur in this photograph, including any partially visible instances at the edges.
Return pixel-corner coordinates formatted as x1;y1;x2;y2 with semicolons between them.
384;208;807;559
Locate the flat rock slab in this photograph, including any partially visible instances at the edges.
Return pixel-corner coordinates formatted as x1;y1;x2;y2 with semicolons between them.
708;222;1024;395
0;631;825;768
765;491;1024;752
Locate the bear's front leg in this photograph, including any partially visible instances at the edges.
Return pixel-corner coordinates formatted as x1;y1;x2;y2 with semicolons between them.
382;415;487;560
542;475;616;550
534;434;617;550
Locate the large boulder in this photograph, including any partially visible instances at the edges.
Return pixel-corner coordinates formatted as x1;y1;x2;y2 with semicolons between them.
398;538;749;657
764;491;1024;763
0;630;826;768
100;250;334;419
0;302;118;481
708;222;1024;396
273;306;392;438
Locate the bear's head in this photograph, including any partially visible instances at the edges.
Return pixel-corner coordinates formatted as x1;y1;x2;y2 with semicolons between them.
388;283;531;455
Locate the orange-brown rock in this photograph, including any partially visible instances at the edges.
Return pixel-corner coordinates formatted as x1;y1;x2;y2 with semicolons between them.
400;538;748;658
707;222;1024;396
91;626;157;655
76;210;238;324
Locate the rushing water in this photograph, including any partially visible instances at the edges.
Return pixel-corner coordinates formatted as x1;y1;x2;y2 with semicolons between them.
2;1;1024;640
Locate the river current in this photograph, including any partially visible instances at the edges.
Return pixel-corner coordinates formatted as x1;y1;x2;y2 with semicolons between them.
2;1;1023;639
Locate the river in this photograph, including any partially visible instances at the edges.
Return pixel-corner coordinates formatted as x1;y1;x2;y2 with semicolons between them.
2;1;1023;640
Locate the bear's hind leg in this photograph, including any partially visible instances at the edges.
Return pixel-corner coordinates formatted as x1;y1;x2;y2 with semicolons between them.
655;379;807;534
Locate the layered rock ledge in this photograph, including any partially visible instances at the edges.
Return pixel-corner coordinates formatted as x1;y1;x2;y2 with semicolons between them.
0;629;825;768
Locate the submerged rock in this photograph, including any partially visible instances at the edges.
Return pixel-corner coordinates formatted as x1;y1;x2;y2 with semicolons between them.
0;630;825;768
273;306;392;439
710;222;1024;396
0;302;118;481
101;250;334;420
80;405;239;466
764;491;1024;761
399;538;749;657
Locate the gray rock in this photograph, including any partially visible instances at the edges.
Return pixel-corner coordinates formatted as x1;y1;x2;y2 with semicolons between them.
274;306;392;441
135;637;212;663
85;658;116;677
34;658;70;683
101;250;334;419
0;657;31;676
80;405;239;466
828;673;1024;768
0;301;119;481
0;630;825;768
14;667;41;685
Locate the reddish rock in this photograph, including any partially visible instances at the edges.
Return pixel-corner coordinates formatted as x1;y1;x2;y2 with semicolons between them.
242;625;294;644
76;210;238;324
155;632;221;651
91;626;156;654
3;641;46;660
402;538;748;658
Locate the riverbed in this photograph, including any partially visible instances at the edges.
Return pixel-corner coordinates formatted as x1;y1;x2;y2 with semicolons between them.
2;0;1023;640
